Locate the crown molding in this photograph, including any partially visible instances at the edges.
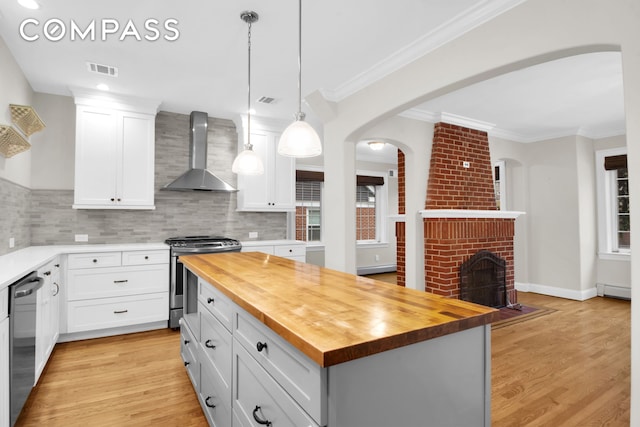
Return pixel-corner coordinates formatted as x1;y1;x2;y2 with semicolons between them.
322;0;527;102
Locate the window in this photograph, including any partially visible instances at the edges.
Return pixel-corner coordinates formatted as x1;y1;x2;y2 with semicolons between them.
356;185;377;241
293;170;387;244
295;180;322;242
596;148;631;256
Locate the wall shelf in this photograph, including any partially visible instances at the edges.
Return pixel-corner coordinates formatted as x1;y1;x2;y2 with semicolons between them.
0;125;31;158
10;104;46;137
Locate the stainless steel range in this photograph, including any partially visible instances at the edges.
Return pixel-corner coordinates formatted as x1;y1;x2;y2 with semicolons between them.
165;235;241;328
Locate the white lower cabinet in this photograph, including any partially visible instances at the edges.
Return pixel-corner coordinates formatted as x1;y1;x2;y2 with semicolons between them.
181;271;325;427
35;258;61;383
232;342;320;427
66;250;168;334
1;287;9;427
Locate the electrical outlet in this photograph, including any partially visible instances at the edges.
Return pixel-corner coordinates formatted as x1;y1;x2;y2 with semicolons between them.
249;232;258;239
9;237;15;248
75;234;89;242
463;161;471;168
375;254;380;262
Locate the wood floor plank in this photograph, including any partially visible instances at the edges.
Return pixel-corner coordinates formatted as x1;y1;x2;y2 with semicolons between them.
15;290;630;426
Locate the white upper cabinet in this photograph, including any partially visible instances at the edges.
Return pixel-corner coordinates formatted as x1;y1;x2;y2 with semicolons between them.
236;117;295;212
72;90;160;210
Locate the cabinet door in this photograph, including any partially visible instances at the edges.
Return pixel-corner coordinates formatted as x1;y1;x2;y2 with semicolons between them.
74;106;119;207
0;317;8;427
237;130;295;212
118;111;155;207
35;279;51;382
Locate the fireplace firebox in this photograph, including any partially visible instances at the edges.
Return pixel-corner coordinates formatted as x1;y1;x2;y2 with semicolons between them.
459;250;506;308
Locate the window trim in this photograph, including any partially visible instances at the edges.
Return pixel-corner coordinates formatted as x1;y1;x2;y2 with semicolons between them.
595;147;631;258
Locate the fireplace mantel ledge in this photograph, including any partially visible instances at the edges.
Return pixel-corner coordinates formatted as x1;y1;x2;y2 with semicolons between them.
420;209;525;219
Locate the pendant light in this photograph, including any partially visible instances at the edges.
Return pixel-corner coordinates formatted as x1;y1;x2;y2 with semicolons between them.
232;11;264;175
277;0;322;158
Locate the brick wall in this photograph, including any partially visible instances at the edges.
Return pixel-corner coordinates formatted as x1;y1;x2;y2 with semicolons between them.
396;149;406;287
426;122;496;210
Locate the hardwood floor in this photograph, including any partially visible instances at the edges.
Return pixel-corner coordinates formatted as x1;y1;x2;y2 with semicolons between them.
16;292;630;426
16;329;208;427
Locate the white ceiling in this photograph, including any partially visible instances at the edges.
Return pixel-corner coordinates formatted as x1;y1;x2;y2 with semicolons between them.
0;0;626;165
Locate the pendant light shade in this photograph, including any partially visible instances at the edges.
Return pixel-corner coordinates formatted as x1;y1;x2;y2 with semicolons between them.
277;0;322;158
232;10;264;175
232;146;264;175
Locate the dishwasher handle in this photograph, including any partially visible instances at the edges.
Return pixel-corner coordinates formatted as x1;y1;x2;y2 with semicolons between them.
12;275;44;299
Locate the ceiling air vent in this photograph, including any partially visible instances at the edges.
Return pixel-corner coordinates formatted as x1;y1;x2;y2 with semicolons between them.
257;96;275;104
86;62;119;77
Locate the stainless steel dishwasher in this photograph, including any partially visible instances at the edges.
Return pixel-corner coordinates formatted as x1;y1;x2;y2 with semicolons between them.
9;271;43;426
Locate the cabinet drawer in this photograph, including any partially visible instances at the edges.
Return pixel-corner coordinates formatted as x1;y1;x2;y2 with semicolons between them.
200;356;232;427
67;292;168;332
274;244;306;258
0;287;7;319
233;342;320;427
181;320;200;392
67;264;169;300
200;304;232;387
234;308;326;425
122;250;168;266
199;281;233;332
67;252;121;269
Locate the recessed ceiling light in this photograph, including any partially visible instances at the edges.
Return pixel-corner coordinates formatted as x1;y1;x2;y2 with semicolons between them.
96;83;109;91
368;141;385;151
17;0;40;10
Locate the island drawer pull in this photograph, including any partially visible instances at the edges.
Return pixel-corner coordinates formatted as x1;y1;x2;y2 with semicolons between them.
184;339;190;345
252;406;272;426
205;396;216;408
205;340;216;349
207;297;214;304
113;309;128;314
113;279;128;284
184;361;190;367
256;341;267;352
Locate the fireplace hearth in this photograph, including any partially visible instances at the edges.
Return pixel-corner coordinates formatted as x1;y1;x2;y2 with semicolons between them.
460;250;507;308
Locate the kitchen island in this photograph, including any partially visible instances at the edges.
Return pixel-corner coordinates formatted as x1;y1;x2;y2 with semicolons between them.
180;251;499;427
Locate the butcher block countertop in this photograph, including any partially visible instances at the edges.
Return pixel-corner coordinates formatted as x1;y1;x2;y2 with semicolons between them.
180;251;500;367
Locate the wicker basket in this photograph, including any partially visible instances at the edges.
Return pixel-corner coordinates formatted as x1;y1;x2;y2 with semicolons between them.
0;124;31;158
10;104;46;137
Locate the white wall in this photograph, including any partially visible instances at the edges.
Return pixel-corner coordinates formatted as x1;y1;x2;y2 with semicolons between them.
0;36;34;187
30;93;75;189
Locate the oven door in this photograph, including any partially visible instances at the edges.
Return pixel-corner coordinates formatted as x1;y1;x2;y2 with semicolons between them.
169;254;184;328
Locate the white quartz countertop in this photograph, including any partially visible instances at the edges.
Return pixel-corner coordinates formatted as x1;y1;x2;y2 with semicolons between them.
0;243;168;291
240;240;305;247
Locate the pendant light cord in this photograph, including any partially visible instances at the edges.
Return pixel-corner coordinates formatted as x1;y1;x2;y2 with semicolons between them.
297;0;303;117
247;18;253;149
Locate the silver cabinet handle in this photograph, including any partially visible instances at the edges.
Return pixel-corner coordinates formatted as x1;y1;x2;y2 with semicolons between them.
52;283;60;296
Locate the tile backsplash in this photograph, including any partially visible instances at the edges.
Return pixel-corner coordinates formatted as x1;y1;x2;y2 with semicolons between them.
1;111;287;253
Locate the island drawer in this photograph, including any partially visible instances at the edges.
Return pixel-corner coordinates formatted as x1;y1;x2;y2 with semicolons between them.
234;307;327;426
232;342;320;427
67;264;168;300
274;244;306;258
180;320;200;392
67;252;122;269
122;249;168;266
67;292;168;332
199;302;232;386
199;280;233;332
200;355;232;427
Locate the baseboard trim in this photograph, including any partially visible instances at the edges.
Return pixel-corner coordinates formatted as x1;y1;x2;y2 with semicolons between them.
357;264;397;275
515;282;598;301
58;321;168;342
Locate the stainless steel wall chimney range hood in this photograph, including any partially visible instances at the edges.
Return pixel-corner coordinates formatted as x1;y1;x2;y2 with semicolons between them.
163;111;237;192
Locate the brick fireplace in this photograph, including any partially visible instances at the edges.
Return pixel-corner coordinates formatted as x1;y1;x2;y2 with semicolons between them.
394;121;521;306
